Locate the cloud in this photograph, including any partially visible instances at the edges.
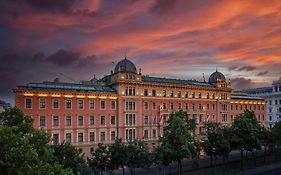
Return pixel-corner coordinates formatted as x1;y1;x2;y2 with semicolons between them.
13;0;76;12
231;78;255;90
1;0;281;103
237;66;257;72
0;49;107;105
256;71;268;76
150;0;179;14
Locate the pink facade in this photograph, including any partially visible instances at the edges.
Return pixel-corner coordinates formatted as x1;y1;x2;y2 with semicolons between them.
14;58;266;157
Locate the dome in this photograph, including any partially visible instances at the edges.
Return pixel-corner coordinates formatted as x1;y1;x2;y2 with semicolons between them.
114;58;137;74
209;70;226;83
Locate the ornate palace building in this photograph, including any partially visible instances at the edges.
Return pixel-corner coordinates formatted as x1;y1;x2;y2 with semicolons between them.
14;58;266;156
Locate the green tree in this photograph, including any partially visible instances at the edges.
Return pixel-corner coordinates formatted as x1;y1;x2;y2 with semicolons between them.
52;142;90;175
88;143;110;175
231;110;262;168
161;110;197;173
270;121;281;161
260;127;274;164
0;107;74;175
126;139;151;175
109;138;128;175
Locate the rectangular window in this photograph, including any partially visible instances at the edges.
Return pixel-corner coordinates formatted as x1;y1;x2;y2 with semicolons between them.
25;98;32;109
53;99;59;109
90;116;95;125
144;89;148;96
66;116;71;126
152;115;156;124
89;132;95;142
144;102;148;110
163;90;166;97
100;100;105;109
100;132;106;141
170;103;174;110
152;89;156;97
53;116;59;127
111;116;116;125
53;134;59;144
78;116;83;126
178;103;181;110
162;103;166;109
39;99;46;109
152;129;156;139
152;102;156;110
66;99;72;109
144;116;148;125
89;99;95;109
125;114;136;125
78;133;83;143
111;101;116;109
125;129;136;141
65;133;71;143
100;116;105;125
39;116;46;127
78;99;84;109
144;130;148;139
111;131;116;141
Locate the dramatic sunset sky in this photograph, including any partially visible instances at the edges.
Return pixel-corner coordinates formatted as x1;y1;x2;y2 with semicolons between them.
1;0;281;104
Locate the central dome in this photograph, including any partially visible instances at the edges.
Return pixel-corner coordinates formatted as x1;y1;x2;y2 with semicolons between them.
114;58;137;74
209;70;226;83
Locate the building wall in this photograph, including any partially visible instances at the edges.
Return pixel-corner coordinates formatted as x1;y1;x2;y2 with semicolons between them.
14;72;266;157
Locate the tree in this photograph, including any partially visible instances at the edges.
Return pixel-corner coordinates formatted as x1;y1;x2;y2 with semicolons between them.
88;143;110;175
109;138;128;175
260;127;274;164
0;107;74;175
231;110;262;168
126;139;151;175
52;142;90;175
160;110;197;174
270;121;281;161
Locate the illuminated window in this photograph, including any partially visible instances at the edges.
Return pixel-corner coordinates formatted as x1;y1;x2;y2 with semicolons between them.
66;99;72;109
78;99;84;109
39;99;46;109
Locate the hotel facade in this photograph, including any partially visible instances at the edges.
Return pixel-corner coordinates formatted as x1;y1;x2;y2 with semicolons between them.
14;58;266;156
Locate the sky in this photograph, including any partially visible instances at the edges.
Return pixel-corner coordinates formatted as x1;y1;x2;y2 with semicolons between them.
1;0;281;105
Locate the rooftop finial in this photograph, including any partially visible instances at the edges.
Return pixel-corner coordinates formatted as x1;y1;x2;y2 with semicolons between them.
216;67;218;72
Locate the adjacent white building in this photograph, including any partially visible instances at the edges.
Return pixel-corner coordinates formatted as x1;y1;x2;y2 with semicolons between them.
244;79;281;128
